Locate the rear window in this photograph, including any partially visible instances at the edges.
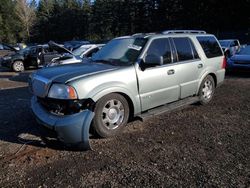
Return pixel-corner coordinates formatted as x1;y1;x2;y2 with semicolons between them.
197;36;223;58
172;37;198;61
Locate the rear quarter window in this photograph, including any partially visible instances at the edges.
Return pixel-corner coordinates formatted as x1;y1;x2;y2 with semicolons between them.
197;36;223;58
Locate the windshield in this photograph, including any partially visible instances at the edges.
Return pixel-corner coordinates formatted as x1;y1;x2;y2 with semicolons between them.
236;46;250;55
219;40;231;47
92;37;147;65
73;46;90;56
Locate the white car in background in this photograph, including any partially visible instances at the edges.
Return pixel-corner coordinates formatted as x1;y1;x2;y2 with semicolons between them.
219;39;241;57
47;44;105;67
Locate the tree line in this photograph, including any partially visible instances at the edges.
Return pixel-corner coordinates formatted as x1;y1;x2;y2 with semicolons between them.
0;0;250;44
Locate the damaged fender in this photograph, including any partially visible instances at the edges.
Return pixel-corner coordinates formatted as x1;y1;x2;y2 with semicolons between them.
31;96;94;150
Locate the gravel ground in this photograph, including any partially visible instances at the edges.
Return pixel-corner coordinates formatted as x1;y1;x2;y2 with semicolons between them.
0;67;249;187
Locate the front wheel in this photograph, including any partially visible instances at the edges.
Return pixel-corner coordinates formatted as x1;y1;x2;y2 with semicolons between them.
12;61;24;72
198;75;215;105
92;93;129;138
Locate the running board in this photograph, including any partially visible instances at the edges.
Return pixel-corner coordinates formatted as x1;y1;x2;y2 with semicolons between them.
138;96;200;121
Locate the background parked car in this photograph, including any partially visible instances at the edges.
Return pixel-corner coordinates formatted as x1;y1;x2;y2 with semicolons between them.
1;44;60;72
226;45;250;71
219;39;241;57
63;40;90;51
11;43;27;51
42;41;68;64
47;44;105;67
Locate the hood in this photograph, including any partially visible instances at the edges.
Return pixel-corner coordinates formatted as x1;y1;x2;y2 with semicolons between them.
230;54;250;62
48;41;73;55
34;62;117;83
3;44;18;52
4;52;22;59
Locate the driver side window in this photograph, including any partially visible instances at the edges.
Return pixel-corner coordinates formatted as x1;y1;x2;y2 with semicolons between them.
146;38;172;64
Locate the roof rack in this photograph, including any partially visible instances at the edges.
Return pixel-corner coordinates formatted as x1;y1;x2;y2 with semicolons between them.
162;30;206;34
132;32;156;37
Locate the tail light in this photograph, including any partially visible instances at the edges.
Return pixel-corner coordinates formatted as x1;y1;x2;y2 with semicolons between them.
222;56;227;69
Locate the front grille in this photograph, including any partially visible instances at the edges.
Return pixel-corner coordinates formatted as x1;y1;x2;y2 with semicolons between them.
32;76;51;97
38;97;83;115
38;97;95;116
234;61;250;65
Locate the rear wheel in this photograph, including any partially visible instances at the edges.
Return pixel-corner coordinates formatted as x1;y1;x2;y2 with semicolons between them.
92;93;129;138
12;61;24;72
198;75;215;105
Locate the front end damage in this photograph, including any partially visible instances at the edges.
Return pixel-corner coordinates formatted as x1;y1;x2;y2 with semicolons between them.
31;96;95;150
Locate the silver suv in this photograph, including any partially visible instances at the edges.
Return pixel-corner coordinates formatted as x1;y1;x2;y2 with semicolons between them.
30;30;226;149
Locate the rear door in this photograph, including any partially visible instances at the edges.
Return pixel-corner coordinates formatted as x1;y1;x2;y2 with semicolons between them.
170;37;203;98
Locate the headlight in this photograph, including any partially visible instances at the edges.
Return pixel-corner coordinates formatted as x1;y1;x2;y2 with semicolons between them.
3;56;11;60
48;84;78;99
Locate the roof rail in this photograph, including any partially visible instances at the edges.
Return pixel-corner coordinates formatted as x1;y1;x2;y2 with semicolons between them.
132;33;144;37
132;32;156;37
162;30;206;34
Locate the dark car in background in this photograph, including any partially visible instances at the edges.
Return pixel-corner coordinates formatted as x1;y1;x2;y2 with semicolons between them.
63;40;90;51
1;44;60;72
227;45;250;71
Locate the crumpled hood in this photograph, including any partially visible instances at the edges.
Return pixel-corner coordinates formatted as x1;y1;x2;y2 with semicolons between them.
34;63;117;83
48;41;73;55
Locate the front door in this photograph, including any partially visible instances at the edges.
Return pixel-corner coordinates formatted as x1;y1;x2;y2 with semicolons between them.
136;38;180;111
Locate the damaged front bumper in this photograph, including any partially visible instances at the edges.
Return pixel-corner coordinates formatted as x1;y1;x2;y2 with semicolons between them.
31;96;94;150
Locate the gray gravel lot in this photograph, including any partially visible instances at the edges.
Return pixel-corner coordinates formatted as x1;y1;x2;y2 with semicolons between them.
0;66;249;187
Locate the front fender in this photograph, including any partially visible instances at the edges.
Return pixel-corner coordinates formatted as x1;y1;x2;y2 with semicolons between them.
89;83;141;115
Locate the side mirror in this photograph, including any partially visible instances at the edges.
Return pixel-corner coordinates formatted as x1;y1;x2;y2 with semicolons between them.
144;54;163;66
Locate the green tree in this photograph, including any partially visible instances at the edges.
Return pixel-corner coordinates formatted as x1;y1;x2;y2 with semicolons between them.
16;0;36;41
0;0;21;43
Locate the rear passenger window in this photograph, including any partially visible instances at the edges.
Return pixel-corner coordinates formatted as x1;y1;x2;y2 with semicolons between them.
197;36;223;58
172;37;196;61
147;38;172;64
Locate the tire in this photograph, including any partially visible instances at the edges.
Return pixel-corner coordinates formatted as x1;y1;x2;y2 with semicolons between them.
92;93;130;138
198;75;215;105
12;61;24;72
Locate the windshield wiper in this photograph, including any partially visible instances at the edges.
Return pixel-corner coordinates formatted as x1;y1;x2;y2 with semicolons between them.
93;59;118;66
94;59;110;63
93;58;131;66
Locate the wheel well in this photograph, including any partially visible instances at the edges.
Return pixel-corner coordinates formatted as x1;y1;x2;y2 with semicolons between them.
116;92;134;121
12;60;24;66
209;73;217;87
94;92;135;122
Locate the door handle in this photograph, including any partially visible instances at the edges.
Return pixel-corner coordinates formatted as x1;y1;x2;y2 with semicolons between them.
198;63;203;68
167;69;175;75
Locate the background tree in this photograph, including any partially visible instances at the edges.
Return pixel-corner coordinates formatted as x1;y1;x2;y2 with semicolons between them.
0;0;21;43
15;0;36;41
0;0;250;44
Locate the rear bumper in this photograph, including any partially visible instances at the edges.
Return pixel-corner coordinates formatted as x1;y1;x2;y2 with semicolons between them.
31;96;94;150
216;69;225;87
